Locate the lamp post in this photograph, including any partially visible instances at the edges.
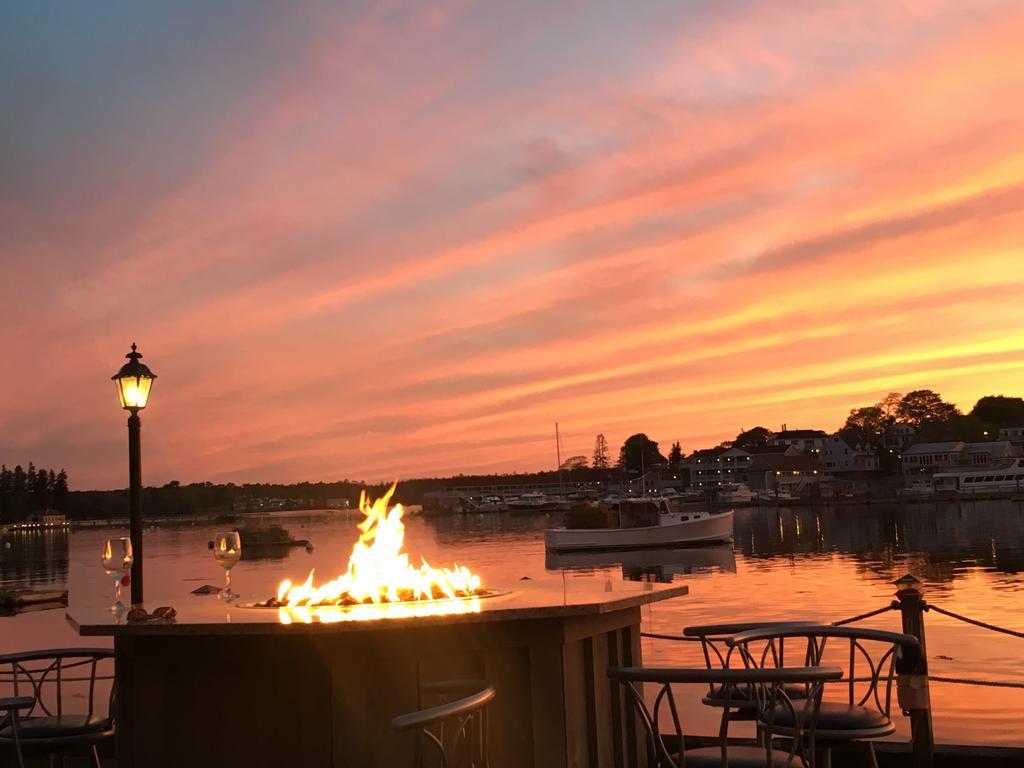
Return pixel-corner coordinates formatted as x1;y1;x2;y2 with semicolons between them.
112;343;156;606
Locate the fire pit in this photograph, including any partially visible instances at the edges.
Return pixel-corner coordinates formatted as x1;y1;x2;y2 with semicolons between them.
261;485;485;611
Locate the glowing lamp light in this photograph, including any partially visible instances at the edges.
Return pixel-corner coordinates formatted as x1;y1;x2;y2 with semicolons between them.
112;343;157;411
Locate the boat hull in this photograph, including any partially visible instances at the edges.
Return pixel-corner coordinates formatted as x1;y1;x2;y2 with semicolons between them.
544;510;734;552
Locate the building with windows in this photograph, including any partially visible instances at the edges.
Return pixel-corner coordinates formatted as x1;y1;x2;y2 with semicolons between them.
742;454;826;494
767;429;828;454
820;434;879;473
686;445;797;490
998;426;1024;448
882;423;916;452
902;440;1019;476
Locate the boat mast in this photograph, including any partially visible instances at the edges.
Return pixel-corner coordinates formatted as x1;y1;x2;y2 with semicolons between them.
555;422;564;497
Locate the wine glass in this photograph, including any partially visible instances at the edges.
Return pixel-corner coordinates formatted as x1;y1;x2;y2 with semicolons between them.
213;531;241;601
101;538;133;612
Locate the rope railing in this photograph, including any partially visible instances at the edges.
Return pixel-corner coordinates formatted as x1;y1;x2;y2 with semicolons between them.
928;675;1024;689
832;603;897;626
925;603;1024;640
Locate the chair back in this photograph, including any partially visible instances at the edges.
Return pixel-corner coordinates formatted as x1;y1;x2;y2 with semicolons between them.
393;679;495;768
727;626;920;721
608;666;842;768
682;622;816;706
0;649;115;725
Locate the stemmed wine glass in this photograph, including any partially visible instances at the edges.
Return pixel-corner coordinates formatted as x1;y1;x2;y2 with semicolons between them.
213;531;241;601
101;538;133;612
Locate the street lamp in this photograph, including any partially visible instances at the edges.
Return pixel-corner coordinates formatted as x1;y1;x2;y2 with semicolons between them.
112;343;156;606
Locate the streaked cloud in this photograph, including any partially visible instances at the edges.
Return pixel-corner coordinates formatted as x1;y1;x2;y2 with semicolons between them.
2;0;1023;487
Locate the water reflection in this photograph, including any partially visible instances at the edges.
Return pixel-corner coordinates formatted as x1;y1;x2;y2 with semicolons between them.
734;501;1024;580
0;529;69;587
546;544;736;582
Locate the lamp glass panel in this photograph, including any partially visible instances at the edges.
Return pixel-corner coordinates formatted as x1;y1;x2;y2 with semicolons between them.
116;376;152;410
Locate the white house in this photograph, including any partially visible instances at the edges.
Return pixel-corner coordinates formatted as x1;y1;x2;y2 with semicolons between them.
901;442;965;475
768;429;828;454
820;434;879;473
882;423;916;451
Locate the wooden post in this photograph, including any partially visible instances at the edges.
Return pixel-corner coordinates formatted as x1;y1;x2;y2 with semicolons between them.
894;574;933;768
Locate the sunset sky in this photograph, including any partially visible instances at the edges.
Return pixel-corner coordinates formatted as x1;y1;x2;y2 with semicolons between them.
2;1;1024;489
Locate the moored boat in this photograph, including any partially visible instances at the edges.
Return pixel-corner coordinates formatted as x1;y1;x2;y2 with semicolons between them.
507;492;559;513
544;508;734;552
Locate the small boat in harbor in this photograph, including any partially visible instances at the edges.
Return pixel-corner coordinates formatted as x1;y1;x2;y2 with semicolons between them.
716;483;758;503
507;492;559;513
544;503;734;552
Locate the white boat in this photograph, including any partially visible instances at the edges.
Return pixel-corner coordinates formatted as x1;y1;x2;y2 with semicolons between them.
716;483;758;503
474;496;505;512
933;458;1024;494
544;509;734;552
507;492;558;512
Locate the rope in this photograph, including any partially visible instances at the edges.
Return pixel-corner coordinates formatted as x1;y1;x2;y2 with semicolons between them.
832;604;897;626
926;604;1024;640
929;675;1024;689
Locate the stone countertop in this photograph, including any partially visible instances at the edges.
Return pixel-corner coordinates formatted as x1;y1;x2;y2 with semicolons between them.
67;580;688;636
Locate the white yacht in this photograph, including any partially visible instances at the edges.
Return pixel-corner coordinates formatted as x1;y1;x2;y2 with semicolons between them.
932;458;1024;494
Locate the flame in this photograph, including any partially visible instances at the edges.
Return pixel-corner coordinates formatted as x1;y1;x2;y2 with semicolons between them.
275;484;482;610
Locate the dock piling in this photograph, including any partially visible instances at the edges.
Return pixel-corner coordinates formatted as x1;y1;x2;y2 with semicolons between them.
894;574;934;768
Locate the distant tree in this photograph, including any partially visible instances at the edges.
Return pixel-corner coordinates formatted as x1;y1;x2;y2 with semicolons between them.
971;395;1024;427
734;426;771;449
618;434;667;473
53;469;69;512
0;466;9;522
877;392;903;422
26;463;37;510
668;441;683;467
34;468;51;510
10;465;27;522
592;434;610;469
897;390;959;428
842;406;887;444
559;456;588;471
916;414;998;443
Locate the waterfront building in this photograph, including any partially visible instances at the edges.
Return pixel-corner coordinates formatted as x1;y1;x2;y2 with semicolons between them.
902;440;1020;478
882;422;916;451
820;434;880;473
741;454;825;495
767;428;828;454
999;425;1024;448
901;441;967;475
687;445;797;490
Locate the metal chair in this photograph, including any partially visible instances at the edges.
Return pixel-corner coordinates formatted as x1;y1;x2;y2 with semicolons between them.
609;666;841;767
0;649;115;768
393;679;495;768
0;695;34;768
683;622;816;712
726;626;921;768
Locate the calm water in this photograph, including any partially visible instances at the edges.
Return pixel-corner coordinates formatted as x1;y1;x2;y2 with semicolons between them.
2;500;1023;747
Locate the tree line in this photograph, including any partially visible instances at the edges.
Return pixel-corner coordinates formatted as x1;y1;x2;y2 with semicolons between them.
841;391;1024;445
0;464;69;523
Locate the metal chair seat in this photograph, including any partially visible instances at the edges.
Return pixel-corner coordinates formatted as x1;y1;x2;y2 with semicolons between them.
680;746;808;768
2;714;113;743
770;701;894;740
